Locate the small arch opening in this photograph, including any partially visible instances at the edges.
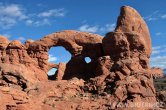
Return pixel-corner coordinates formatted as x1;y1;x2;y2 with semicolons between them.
84;57;92;63
48;68;58;80
47;46;71;80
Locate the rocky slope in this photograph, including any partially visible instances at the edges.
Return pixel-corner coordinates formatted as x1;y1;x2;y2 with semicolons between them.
155;77;166;109
0;6;165;110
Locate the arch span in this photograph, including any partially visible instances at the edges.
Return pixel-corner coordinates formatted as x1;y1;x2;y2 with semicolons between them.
27;30;104;80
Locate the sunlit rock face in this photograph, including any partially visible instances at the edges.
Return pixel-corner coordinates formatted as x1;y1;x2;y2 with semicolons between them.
0;6;162;110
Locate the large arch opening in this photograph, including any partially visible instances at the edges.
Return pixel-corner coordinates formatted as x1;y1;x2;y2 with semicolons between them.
47;46;71;80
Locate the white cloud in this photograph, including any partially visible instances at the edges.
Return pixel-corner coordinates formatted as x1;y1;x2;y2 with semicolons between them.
78;23;115;34
0;4;27;19
147;17;157;21
152;50;160;55
152;45;166;55
152;46;161;50
156;32;161;36
144;10;166;21
144;11;159;21
0;17;16;29
26;18;51;27
79;24;98;33
25;19;33;25
99;23;115;32
161;14;166;19
152;46;161;55
150;45;166;69
105;23;116;31
0;4;27;29
0;3;66;28
34;19;51;27
25;8;66;27
17;37;26;42
48;54;58;62
150;56;166;69
38;8;65;17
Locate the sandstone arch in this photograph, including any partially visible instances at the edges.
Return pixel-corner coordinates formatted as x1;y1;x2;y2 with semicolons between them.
27;30;103;80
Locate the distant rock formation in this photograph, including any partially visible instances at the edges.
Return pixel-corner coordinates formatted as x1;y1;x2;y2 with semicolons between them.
151;67;164;79
0;6;163;110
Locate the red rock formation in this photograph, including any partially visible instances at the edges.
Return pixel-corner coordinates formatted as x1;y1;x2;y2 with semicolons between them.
27;30;103;80
0;6;162;110
84;6;157;109
0;37;47;82
103;6;151;69
151;67;164;79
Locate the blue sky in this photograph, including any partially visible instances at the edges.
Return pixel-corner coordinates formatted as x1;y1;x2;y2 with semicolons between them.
0;0;166;70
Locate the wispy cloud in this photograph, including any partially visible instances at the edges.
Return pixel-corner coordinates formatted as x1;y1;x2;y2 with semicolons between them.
78;23;115;34
152;46;162;50
145;17;157;21
0;33;11;38
150;45;166;69
25;19;33;25
152;47;161;55
34;19;51;26
0;3;27;29
144;10;159;21
155;32;166;37
152;45;166;55
156;32;161;36
36;3;45;7
144;10;166;21
99;23;115;32
38;8;65;17
161;14;166;19
26;18;51;27
0;3;66;29
79;24;98;33
150;56;166;69
17;37;26;42
0;4;27;20
48;54;58;62
26;8;66;27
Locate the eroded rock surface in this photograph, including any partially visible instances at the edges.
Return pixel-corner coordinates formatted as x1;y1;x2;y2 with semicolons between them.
103;6;151;69
151;67;164;79
0;6;164;110
27;30;103;80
